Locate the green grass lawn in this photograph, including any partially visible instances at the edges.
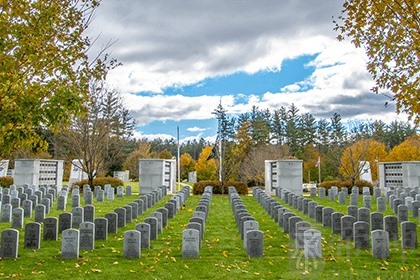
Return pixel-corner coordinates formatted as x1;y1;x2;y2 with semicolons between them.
0;189;419;279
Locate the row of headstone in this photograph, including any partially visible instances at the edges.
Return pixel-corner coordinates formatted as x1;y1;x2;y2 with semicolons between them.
256;187;321;259
0;184;170;259
124;186;190;258
182;186;212;258
276;186;418;259
228;187;263;258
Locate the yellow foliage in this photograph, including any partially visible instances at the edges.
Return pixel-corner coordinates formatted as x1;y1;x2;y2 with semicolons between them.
339;139;387;182
386;135;420;161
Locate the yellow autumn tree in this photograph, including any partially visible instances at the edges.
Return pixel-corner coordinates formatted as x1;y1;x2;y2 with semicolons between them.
335;1;420;124
386;135;420;162
195;146;217;181
0;0;112;156
339;139;387;184
180;153;196;181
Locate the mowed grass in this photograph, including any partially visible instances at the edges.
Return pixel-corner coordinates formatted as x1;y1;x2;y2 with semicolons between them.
0;189;420;279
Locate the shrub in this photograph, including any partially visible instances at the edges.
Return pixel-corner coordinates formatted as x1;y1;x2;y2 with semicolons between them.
193;180;248;195
73;177;124;191
0;176;13;187
319;180;374;194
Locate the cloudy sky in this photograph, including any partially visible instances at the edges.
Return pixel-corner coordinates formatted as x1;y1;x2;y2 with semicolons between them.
87;0;407;142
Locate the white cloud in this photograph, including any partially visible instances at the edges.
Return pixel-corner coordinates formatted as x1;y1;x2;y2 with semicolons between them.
187;127;206;132
85;0;410;138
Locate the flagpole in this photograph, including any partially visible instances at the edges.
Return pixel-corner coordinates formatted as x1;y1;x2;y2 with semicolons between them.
177;126;181;192
218;116;222;183
318;156;321;184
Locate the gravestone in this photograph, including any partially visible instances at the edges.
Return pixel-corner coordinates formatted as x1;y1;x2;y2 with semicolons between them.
186;222;202;248
310;188;316;197
150;212;163;234
1;203;12;222
350;194;358;206
357;207;370;224
107;187;114;201
0;229;19;258
371;212;384;231
43;217;58;241
347;205;358;219
115;208;126;228
315;205;324;223
35;204;46;223
71;194;80;208
363;196;371;209
353;221;370;249
61;229;79;259
383;215;399;241
304;229;322;259
393;198;403;214
59;212;72;233
412;201;420;218
94;218;108;241
84;191;93;205
182;229;199;258
318;188;326;199
157;207;169;227
121;205;132;223
397;204;408;223
129;202;139;220
243;220;259;249
302;199;310;215
126;185;132;196
308;201;317;219
57;195;66;211
322;207;334;227
371;230;389;259
144;217;158;240
24;222;41;249
79;222;95;250
283;212;295;233
105;212;118;234
288;216;302;240
11;207;24;229
72;207;84;228
190;216;205;234
246;230;264;258
22;199;33;218
295;221;311;249
373;187;381;199
11;197;20;209
401;221;417;249
117;186;124;197
135;223;151;249
96;189;104;202
377;197;386;212
124;230;141;258
84;205;95;223
331;212;344;234
341;215;356;240
338;191;346;204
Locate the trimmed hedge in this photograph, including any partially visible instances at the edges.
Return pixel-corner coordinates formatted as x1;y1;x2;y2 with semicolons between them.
193;180;248;195
0;176;13;187
319;180;374;194
73;177;124;191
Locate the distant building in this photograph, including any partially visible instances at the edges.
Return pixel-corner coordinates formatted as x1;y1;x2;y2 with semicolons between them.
114;170;130;182
378;161;420;190
68;159;88;186
265;160;303;195
139;159;176;194
14;159;63;190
